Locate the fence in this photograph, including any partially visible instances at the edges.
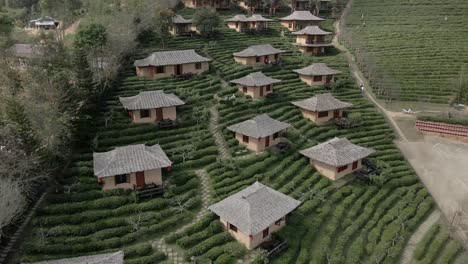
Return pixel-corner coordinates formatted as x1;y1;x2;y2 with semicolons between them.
415;120;468;138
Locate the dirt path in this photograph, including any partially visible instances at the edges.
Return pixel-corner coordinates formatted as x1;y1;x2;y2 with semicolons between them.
64;19;80;36
152;169;213;264
209;105;232;160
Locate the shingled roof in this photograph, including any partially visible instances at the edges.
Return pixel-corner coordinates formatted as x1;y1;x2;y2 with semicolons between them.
93;144;172;178
280;11;325;21
28;251;124;264
300;137;375;167
134;50;211;67
233;44;285;57
292;93;352;112
292;26;332;35
225;14;272;22
173;14;192;24
29;16;58;26
227;114;291;138
208;181;301;235
230;72;281;87
119;90;185;110
293;63;341;76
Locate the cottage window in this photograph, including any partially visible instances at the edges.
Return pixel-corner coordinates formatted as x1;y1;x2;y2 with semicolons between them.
140;109;151;118
273;132;279;139
115;174;129;184
242;135;249;143
337;165;348;173
275;219;282;226
288;23;292;28
243;86;248;93
156;66;165;73
266;85;271;91
352;161;358;170
274;54;279;60
318;111;329;118
313;75;323;82
195;62;202;69
262;227;269;238
256;56;260;63
228;223;238;232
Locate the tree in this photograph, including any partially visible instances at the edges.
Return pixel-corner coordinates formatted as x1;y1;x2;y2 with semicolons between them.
192;7;220;38
0;177;25;241
153;7;174;48
74;23;107;49
73;47;95;101
0;13;14;47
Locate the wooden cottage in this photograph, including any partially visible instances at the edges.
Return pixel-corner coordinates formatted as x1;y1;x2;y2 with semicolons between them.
230;72;281;99
183;0;231;9
30;251;124;264
227;114;291;152
28;16;59;30
292;26;332;55
93;144;172;190
279;11;324;31
292;93;352;124
233;44;285;66
170;15;195;36
119;90;185;124
293;63;341;86
299;137;375;180
209;181;301;250
225;14;272;32
134;50;211;79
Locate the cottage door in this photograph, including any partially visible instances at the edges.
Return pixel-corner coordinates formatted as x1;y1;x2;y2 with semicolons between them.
334;110;340;118
259;87;264;97
136;171;145;188
264;56;269;64
265;136;270;147
176;64;183;75
156;108;163;121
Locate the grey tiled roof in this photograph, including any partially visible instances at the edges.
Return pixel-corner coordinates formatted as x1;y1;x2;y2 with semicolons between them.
292;26;332;35
208;181;301;235
27;251;124;264
119;90;185;110
93;144;172;178
173;14;192;24
233;44;285;57
227;114;291;138
225;14;272;22
292;93;352;112
230;72;281;87
299;137;375;167
280;11;325;21
29;16;58;26
293;63;342;76
294;43;333;47
9;44;43;58
134;50;211;67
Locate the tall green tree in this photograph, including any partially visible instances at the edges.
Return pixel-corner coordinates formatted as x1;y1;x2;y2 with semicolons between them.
192;7;220;38
73;47;95;99
5;99;38;152
153;7;174;48
74;23;107;49
0;13;14;47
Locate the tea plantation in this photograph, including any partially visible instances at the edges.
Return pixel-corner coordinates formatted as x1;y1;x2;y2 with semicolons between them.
342;0;468;103
17;6;460;264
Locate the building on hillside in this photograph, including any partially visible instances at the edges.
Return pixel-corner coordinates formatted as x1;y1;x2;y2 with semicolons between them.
279;11;324;31
134;50;211;79
233;44;285;66
292;93;352;124
183;0;232;9
208;181;301;249
230;72;281;99
299;137;375;180
227;114;291;152
238;0;264;12
290;0;331;11
9;44;43;67
292;26;332;55
93;144;172;190
28;16;59;30
170;15;196;36
293;63;341;86
119;90;185;124
225;14;272;32
29;251;124;264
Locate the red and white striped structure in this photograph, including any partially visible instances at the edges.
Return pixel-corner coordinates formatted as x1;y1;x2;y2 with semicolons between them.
416;120;468;138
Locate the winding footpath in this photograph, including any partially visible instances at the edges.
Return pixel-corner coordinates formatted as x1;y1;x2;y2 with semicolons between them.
332;8;443;264
209;105;232;160
152;169;213;264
